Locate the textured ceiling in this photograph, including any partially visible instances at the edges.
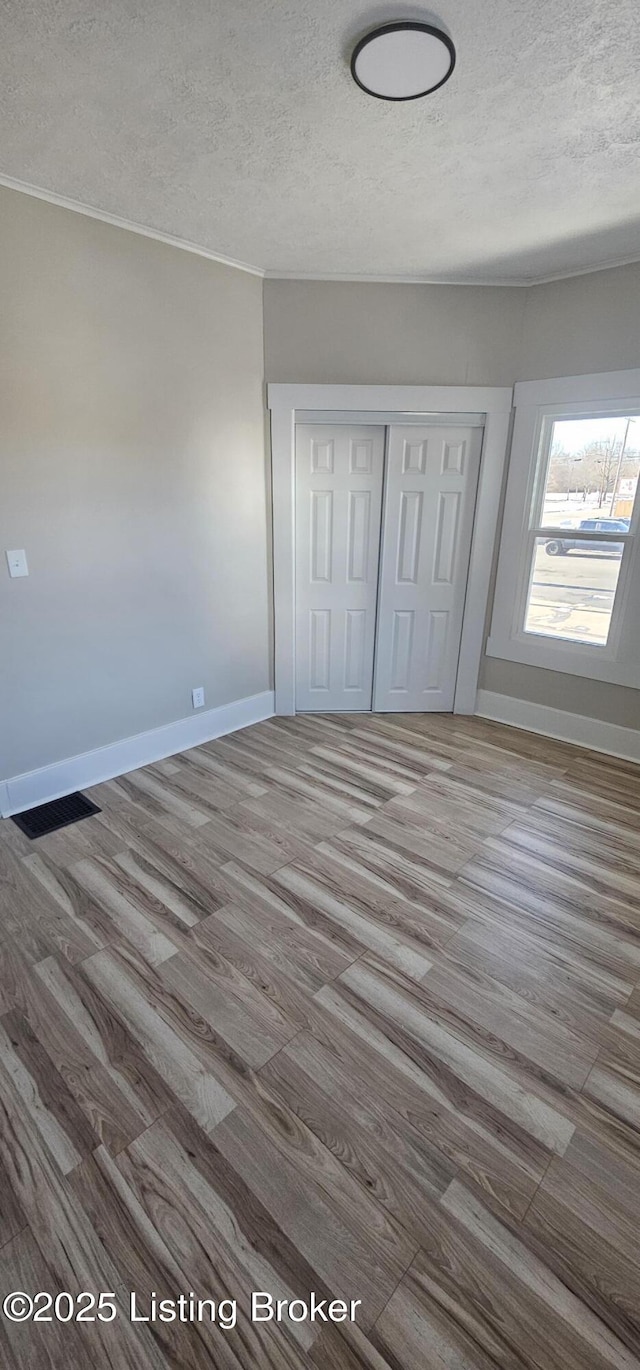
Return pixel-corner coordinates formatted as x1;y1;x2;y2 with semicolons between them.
1;0;640;282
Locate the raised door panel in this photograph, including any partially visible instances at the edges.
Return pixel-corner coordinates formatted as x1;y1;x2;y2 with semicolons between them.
389;610;415;690
344;610;367;690
396;491;424;584
433;491;462;585
310;491;333;582
310;437;335;473
347;491;372;582
373;425;483;712
295;424;385;711
309;610;331;690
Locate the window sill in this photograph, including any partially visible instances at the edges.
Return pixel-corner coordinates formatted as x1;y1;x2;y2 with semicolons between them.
485;635;640;689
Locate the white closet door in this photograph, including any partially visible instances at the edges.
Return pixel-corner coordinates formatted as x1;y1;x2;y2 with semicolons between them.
373;424;483;712
295;424;385;711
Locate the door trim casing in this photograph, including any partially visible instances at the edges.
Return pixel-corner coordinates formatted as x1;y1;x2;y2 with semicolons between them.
268;384;513;715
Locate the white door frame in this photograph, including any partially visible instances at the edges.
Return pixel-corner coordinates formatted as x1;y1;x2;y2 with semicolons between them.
268;383;513;716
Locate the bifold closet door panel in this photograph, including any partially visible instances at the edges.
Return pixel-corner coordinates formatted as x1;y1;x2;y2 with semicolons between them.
373;424;483;712
295;424;385;711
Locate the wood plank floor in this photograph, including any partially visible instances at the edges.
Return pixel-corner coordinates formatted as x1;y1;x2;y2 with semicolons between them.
1;711;640;1368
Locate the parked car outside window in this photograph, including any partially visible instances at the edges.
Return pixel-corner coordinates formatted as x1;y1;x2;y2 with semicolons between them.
545;517;630;556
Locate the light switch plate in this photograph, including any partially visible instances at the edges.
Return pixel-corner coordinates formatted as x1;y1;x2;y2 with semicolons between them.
6;549;29;578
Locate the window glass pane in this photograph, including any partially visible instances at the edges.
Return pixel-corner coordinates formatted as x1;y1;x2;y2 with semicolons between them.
523;535;624;645
539;417;640;529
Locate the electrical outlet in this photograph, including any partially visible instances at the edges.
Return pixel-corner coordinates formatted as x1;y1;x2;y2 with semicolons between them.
6;549;29;578
191;686;205;709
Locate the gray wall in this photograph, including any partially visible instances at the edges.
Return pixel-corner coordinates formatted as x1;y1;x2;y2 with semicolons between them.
263;279;526;386
264;262;640;387
2;195;638;779
480;260;640;727
265;268;640;732
519;261;640;380
0;187;270;779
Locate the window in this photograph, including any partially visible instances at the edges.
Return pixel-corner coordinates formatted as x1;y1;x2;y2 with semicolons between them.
522;415;639;647
487;371;640;689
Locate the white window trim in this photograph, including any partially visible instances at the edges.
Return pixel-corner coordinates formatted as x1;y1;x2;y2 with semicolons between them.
268;383;513;716
487;369;640;688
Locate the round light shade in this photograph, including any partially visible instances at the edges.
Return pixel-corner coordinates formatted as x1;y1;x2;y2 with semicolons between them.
351;21;455;101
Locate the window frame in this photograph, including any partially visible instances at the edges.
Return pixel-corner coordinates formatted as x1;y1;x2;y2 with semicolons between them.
487;372;640;688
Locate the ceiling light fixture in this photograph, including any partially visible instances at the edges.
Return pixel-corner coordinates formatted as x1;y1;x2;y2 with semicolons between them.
350;20;455;101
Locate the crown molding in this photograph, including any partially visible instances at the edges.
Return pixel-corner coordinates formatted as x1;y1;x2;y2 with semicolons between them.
0;172;265;277
523;250;640;287
2;171;640;288
265;250;640;288
264;270;532;287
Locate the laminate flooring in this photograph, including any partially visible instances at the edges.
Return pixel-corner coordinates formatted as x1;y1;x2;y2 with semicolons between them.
1;712;640;1368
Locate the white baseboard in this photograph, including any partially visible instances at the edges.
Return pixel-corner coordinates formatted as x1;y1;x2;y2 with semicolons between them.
475;689;640;764
0;690;274;817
